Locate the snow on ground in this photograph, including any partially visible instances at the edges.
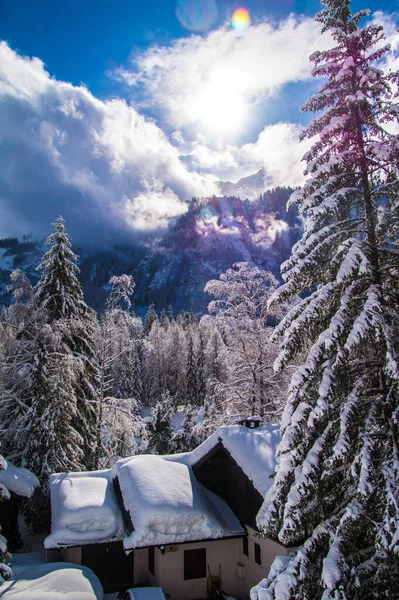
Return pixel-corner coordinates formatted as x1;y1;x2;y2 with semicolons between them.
0;553;103;599
113;454;243;550
0;462;39;498
44;470;126;549
187;424;281;496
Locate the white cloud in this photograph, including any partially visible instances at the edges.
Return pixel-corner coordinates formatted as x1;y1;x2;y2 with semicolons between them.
118;16;324;140
185;122;310;187
123;181;188;231
0;42;217;241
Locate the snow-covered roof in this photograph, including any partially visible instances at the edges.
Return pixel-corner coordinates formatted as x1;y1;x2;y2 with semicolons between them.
45;424;280;551
44;470;126;549
113;454;243;550
188;424;281;496
0;461;40;498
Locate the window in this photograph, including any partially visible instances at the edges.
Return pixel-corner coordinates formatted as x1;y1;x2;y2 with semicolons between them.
184;548;206;580
148;546;155;575
243;537;249;557
254;542;261;565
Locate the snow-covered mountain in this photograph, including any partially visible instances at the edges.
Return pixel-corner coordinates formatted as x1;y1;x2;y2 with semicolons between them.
0;188;301;315
217;168;274;200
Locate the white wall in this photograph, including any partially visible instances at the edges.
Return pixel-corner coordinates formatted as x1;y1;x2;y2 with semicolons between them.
154;538;242;600
237;527;288;600
59;530;287;599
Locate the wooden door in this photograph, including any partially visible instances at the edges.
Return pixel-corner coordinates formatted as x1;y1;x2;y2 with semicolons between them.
81;541;134;592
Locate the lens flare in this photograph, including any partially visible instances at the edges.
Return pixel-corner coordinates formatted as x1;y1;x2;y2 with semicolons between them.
231;7;250;33
176;0;218;33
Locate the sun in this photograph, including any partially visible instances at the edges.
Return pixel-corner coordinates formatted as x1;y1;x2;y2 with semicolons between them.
190;66;248;137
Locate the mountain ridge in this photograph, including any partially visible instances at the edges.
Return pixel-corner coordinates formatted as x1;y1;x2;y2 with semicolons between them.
0;187;301;316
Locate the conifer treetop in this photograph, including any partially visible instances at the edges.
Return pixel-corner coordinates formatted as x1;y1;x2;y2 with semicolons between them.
253;2;399;598
34;216;89;321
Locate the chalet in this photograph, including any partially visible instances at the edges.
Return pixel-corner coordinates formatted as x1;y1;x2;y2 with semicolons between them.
44;422;290;600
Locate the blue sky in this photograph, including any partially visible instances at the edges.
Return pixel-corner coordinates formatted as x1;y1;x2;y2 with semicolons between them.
0;0;397;242
0;0;322;95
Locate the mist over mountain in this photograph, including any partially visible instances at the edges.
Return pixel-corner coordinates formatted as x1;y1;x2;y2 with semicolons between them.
0;187;301;316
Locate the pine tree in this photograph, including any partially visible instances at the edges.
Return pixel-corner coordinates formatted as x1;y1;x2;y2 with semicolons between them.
0;454;12;581
185;333;198;406
0;270;38;459
143;303;158;336
35;216;89;322
33;216;99;471
22;352;84;532
147;393;175;455
173;404;200;452
253;3;399;599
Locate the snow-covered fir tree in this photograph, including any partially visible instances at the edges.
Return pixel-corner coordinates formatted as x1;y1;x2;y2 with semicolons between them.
173;404;200;452
253;3;399;599
0;453;12;581
143;303;158;336
0;270;37;459
147;392;175;455
22;350;85;531
33;216;99;472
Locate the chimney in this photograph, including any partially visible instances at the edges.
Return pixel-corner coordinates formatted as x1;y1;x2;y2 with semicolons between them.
236;416;262;429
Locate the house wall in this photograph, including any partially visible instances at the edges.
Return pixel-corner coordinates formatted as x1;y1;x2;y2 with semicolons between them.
61;546;82;565
153;538;242;600
134;548;148;586
237;527;289;600
55;530;287;599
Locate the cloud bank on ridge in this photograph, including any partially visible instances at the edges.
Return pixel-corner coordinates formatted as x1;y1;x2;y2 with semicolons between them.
0;41;217;242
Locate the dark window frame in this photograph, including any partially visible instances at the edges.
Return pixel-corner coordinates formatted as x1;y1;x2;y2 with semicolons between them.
184;548;206;580
254;542;261;565
148;546;155;575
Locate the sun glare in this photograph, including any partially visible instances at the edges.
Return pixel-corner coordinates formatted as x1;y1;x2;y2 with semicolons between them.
232;7;250;33
190;67;248;137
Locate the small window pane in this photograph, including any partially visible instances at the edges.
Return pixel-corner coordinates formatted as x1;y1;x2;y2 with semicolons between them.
254;542;261;565
184;548;206;580
243;537;249;557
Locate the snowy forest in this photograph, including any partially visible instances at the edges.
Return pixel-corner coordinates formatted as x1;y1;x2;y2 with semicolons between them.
0;0;399;598
0;217;290;520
